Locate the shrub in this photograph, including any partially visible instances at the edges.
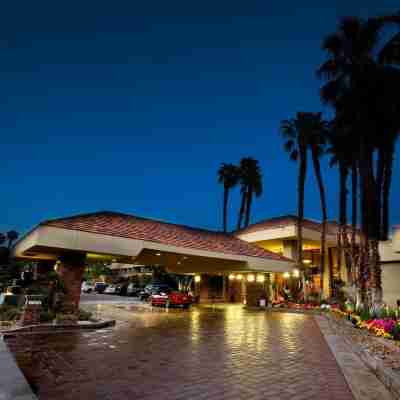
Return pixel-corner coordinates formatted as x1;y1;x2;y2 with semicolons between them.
0;305;21;321
392;324;400;341
78;309;93;321
359;307;372;321
40;310;55;322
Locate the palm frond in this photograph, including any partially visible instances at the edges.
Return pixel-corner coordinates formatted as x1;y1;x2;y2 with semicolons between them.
378;32;400;66
290;149;299;161
284;139;295;153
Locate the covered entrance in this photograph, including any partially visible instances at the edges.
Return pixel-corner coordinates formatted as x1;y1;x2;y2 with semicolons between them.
13;211;294;311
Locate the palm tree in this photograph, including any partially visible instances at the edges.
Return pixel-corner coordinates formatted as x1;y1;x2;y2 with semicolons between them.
236;157;263;230
281;113;309;280
6;231;19;249
217;163;239;232
318;15;400;306
282;112;329;296
327;123;354;285
307;113;330;296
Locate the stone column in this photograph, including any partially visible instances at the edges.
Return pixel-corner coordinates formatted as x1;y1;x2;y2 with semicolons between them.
198;274;210;303
57;253;86;316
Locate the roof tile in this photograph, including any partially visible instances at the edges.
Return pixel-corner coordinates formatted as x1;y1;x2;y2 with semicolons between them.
42;211;292;262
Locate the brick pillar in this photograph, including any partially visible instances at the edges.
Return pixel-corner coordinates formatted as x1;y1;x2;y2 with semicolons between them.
246;281;266;307
57;253;86;316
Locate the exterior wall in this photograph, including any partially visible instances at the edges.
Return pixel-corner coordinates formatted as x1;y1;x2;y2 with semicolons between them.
382;263;400;307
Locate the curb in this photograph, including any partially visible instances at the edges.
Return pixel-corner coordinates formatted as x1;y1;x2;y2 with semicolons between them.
1;320;116;338
0;338;37;399
323;314;400;399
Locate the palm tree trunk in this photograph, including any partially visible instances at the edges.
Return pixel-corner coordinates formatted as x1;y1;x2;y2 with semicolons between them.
223;188;229;233
297;146;307;299
351;162;358;252
311;148;327;298
237;190;247;230
244;189;253;227
358;140;378;308
376;146;385;239
350;162;358;287
382;143;394;240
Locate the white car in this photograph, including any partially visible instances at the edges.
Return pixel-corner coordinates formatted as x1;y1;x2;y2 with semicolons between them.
104;285;117;295
81;282;94;293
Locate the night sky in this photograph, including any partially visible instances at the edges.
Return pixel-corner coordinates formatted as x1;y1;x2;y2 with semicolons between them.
1;1;399;234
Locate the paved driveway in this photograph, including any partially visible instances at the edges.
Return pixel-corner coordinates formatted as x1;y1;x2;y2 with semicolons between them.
6;305;353;400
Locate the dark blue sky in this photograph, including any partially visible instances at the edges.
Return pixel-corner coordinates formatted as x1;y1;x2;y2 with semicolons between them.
1;0;399;234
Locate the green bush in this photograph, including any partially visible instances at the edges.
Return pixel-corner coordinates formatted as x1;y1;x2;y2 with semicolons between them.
78;309;93;321
392;324;400;341
359;307;372;321
40;310;55;322
0;305;21;321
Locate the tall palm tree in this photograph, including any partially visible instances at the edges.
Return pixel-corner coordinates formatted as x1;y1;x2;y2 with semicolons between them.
218;163;239;232
6;231;19;249
327;123;354;284
282;112;330;297
306;113;330;296
236;157;263;230
243;160;263;228
318;15;400;306
281;113;309;278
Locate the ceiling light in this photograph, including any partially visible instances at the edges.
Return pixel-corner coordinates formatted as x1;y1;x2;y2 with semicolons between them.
229;274;235;280
256;274;265;283
247;274;255;282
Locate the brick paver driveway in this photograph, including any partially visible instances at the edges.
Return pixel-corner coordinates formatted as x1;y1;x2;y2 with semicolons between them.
7;305;353;400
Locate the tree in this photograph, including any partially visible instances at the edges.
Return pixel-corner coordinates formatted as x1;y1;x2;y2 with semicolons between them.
281;113;309;281
281;112;329;297
217;163;239;232
327;123;354;285
318;14;400;306
236;157;263;230
6;231;19;249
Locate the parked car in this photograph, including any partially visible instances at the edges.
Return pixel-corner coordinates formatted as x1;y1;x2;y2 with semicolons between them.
116;283;128;296
104;285;118;295
126;283;142;297
94;282;108;294
139;284;172;301
151;290;192;308
81;282;94;293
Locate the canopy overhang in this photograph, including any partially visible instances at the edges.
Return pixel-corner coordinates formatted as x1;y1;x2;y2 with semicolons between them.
13;225;294;274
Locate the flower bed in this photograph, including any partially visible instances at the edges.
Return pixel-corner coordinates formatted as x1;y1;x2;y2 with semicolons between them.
331;308;400;342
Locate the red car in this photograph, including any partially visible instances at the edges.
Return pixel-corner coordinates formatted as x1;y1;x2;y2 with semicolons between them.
151;291;192;308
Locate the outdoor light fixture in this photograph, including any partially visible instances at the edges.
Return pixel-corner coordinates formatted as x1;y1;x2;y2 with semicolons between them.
247;274;255;282
229;274;235;280
256;274;265;283
194;275;201;283
236;274;243;281
283;272;290;279
293;269;300;278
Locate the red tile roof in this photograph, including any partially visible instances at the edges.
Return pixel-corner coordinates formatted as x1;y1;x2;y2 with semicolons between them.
235;215;340;236
41;211;292;262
